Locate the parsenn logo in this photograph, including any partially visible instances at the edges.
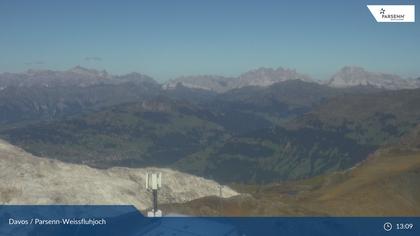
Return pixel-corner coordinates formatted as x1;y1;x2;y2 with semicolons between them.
367;5;415;22
380;8;386;15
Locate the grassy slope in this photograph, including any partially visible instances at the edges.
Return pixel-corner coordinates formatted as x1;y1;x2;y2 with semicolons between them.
305;151;420;215
162;150;420;216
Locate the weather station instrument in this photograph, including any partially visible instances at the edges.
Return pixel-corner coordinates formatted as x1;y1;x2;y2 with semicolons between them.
146;172;162;217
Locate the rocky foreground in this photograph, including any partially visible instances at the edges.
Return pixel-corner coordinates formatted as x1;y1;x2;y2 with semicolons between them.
0;139;237;210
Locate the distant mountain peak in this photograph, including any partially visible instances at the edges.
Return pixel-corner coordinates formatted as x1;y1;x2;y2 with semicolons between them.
163;66;313;93
239;67;310;81
238;67;312;86
327;66;419;90
0;66;158;88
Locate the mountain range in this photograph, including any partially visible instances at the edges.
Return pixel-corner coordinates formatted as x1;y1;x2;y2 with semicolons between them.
1;66;419;184
163;66;419;92
2;65;419;93
163;67;313;93
1;65;419;216
0;66;157;89
1;65;417;127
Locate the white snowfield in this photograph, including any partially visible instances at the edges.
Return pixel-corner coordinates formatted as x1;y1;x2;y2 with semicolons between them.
0;139;238;210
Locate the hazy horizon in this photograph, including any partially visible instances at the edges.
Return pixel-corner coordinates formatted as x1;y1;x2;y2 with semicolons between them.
2;64;420;83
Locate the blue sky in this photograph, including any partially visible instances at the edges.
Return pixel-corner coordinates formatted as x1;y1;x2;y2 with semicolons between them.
0;0;419;81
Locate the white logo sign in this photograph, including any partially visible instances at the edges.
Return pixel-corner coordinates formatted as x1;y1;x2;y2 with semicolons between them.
367;5;415;22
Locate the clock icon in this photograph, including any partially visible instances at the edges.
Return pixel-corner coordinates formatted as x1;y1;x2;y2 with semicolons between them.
384;222;393;232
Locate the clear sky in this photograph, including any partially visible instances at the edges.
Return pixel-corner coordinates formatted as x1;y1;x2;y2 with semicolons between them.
0;0;419;81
